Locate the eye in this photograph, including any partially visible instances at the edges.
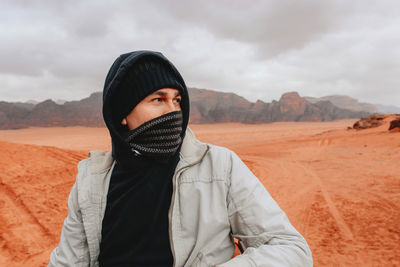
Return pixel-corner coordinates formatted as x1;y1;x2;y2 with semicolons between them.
174;97;182;103
152;97;163;102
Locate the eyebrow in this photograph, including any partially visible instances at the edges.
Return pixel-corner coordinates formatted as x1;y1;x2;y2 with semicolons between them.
151;90;181;97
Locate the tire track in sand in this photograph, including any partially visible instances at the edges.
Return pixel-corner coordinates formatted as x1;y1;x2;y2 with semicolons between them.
292;160;354;240
297;136;355;240
0;180;55;264
243;138;354;240
241;154;318;237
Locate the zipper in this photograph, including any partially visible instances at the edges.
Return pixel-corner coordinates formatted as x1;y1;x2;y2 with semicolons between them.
168;167;181;267
168;145;209;267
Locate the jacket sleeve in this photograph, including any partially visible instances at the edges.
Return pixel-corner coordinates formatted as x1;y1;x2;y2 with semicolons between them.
217;151;313;267
48;161;90;267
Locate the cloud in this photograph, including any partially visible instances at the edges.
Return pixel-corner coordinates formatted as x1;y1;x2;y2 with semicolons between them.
0;0;399;106
151;0;347;58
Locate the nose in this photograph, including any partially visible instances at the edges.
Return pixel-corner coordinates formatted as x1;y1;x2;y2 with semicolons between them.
163;99;181;114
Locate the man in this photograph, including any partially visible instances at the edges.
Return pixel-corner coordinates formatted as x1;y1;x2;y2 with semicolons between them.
48;50;313;266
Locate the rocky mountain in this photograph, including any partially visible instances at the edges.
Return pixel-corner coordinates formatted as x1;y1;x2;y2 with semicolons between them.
55;99;67;105
0;101;32;129
188;88;252;123
304;95;377;113
26;100;39;105
14;102;36;111
0;89;370;129
189;89;368;123
0;92;104;129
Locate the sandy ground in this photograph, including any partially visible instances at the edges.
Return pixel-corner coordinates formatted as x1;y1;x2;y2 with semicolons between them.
0;119;399;266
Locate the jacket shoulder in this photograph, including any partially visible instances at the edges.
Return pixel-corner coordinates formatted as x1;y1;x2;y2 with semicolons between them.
87;150;114;174
206;144;237;163
74;150;114;205
199;144;238;179
74;150;113;189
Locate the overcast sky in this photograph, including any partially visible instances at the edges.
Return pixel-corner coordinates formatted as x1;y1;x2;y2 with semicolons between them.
1;0;399;106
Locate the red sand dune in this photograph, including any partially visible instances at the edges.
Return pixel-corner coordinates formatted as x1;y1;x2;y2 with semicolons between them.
0;118;399;266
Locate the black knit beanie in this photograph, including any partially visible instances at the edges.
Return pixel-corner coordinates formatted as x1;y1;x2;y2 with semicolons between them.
111;56;186;127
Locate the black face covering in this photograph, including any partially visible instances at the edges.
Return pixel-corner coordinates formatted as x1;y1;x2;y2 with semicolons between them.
102;51;190;167
124;111;183;163
100;51;189;266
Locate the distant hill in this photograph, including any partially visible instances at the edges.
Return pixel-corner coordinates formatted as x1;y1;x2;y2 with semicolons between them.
304;95;377;113
0;89;370;129
374;104;400;114
55;99;67;105
13;102;36;111
0;92;104;129
189;89;369;123
26;100;39;105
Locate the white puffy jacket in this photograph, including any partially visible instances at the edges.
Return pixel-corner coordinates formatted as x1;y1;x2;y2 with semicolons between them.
48;128;313;267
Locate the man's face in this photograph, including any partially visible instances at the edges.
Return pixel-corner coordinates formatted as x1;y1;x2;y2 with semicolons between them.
121;88;182;130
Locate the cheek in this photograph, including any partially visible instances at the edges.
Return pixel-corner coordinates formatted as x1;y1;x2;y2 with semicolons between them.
140;106;163;120
127;106;163;128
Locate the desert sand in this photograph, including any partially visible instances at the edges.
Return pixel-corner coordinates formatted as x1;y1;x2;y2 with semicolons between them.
0;118;399;266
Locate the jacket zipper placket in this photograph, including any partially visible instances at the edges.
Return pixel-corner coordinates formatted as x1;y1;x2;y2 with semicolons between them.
168;147;209;267
168;167;183;267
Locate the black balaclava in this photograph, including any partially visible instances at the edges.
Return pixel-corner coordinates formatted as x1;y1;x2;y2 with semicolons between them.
103;51;190;167
124;110;184;163
99;51;190;266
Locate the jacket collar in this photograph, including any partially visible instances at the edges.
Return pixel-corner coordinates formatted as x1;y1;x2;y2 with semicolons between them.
177;127;209;168
88;127;209;174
